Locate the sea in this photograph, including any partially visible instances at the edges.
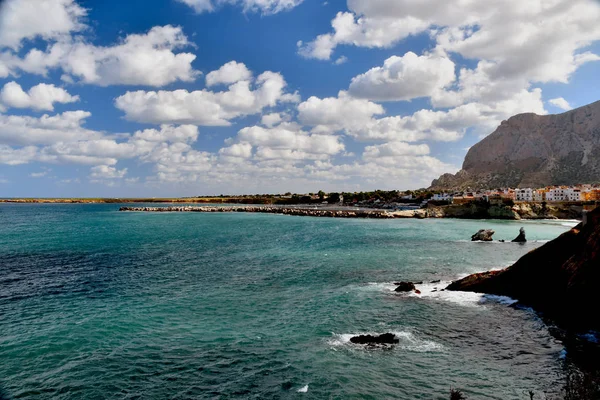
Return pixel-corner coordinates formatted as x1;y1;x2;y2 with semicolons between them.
0;204;584;399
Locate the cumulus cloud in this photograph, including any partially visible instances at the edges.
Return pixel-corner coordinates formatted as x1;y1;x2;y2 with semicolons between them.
1;25;199;86
298;91;384;133
90;165;127;179
233;122;345;160
260;112;283;127
0;145;38;165
0;0;86;50
348;52;455;101
363;142;430;160
133;125;199;143
115;66;299;125
0;81;79;111
205;61;252;87
549;97;572;111
0;110;103;146
177;0;303;15
300;0;600;81
298;11;426;60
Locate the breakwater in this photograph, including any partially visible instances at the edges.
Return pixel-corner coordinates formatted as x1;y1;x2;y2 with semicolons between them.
118;206;414;219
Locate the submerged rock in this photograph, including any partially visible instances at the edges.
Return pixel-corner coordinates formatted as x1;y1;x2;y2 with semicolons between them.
394;282;416;292
350;333;399;345
471;229;495;241
447;208;600;331
512;227;527;243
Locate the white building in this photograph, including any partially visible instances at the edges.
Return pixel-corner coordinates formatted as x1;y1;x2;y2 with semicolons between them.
533;190;544;202
546;187;567;201
566;188;582;201
546;187;583;202
516;188;533;201
432;193;453;201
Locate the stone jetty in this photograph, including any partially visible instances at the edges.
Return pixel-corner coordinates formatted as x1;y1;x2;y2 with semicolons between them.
118;205;426;219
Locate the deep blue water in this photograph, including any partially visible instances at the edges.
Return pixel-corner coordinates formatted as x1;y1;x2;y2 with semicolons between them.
0;204;577;399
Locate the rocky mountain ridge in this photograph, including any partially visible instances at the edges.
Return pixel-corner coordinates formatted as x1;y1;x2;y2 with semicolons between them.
431;100;600;190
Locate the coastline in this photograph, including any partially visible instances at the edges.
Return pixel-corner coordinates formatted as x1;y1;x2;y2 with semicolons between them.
2;198;589;220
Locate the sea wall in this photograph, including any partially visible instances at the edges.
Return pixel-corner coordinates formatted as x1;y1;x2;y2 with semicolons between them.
119;206;426;219
119;203;585;220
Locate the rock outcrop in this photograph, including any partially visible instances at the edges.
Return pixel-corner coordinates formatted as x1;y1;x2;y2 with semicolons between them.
447;207;600;331
512;227;527;243
471;229;495;241
394;282;416;292
350;333;399;345
431;100;600;189
426;202;583;220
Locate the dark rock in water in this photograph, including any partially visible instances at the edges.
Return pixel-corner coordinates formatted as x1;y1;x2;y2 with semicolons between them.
394;282;416;292
499;239;505;242
430;280;441;284
512;227;527;243
471;229;495;241
350;333;399;345
447;207;600;332
415;289;421;294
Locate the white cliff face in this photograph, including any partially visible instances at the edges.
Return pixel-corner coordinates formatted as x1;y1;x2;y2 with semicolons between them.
431;100;600;189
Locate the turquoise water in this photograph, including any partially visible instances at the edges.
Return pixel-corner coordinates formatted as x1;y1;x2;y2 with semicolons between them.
0;204;576;399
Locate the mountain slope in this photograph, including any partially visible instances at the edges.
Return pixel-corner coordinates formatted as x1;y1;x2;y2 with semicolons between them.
431;100;600;189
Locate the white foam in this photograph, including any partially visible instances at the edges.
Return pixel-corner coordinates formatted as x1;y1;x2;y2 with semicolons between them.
297;385;308;393
404;281;518;308
328;330;444;352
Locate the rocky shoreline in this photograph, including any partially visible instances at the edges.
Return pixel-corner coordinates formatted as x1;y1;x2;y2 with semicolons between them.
447;207;600;332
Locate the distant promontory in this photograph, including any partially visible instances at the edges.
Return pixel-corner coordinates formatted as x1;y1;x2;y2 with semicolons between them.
431;100;600;190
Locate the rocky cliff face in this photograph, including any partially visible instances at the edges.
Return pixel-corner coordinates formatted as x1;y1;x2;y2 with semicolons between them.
446;207;600;331
431;100;600;189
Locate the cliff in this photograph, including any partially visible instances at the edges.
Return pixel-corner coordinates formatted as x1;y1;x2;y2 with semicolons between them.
431;100;600;189
426;202;582;220
447;207;600;331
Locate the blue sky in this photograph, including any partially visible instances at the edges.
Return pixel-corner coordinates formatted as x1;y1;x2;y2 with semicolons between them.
0;0;599;197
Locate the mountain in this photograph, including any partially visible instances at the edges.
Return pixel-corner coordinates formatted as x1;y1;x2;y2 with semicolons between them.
431;100;600;190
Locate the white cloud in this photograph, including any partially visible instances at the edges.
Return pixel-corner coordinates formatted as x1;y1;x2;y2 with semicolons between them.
0;145;38;165
90;165;127;179
2;25;199;87
298;11;427;60
348;52;455;101
0;81;79;111
334;56;348;65
549;97;572;111
219;142;253;158
233;122;345;160
363;142;430;159
300;0;600;83
115;67;299;125
0;110;103;146
133;124;199;143
29;171;49;178
177;0;303;15
205;60;252;87
298;91;384;133
260;112;283;127
0;0;86;50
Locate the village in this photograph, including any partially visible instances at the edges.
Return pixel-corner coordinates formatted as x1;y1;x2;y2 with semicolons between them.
430;185;600;204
